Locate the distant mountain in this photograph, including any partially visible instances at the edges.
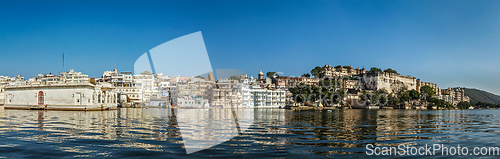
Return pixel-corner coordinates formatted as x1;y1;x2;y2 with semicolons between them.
463;88;500;104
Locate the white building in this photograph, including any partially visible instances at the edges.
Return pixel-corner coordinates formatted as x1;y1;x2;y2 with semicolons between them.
40;73;62;85
171;78;214;107
3;83;117;110
133;74;160;102
249;86;286;108
158;81;171;98
60;68;89;83
362;72;417;93
213;78;286;108
0;85;5;105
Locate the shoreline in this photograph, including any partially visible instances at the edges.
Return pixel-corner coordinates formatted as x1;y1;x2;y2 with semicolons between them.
0;105;493;111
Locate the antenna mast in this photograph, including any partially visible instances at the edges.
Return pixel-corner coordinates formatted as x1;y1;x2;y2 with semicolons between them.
63;53;65;73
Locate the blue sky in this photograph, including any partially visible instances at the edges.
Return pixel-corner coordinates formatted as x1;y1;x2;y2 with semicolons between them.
1;0;499;94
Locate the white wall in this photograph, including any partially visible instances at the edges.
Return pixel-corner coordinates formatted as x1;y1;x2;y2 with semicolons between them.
4;85;117;106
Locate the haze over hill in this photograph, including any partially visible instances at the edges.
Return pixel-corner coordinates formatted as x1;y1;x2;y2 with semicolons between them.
464;88;500;104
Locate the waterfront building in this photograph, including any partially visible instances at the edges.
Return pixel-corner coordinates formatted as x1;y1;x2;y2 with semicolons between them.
343;79;364;108
158;81;171;98
361;72;417;94
99;67;143;104
171;77;214;107
133;73;160;102
249;86;286;108
441;87;470;106
212;78;242;107
193;76;288;108
416;79;441;98
3;82;117;110
153;73;171;103
0;85;4;106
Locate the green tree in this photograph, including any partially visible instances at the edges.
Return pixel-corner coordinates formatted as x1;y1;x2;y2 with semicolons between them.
420;85;436;101
266;72;278;78
195;75;205;79
229;75;240;80
408;89;420;100
383;68;399;75
390;82;407;97
388;95;401;107
289;79;344;107
376;89;389;106
301;73;311;77
401;91;411;101
369;67;383;74
457;101;471;109
310;66;323;77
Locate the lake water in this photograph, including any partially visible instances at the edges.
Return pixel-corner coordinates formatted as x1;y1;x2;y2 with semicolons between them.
1;107;499;158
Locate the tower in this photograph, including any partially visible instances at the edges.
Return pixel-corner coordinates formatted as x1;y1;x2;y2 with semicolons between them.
207;71;215;81
258;70;264;80
113;64;118;74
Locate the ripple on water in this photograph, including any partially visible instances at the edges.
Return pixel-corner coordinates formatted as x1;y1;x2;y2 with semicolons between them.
0;109;500;158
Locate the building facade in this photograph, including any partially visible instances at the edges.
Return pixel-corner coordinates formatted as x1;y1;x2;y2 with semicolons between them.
3;83;117;110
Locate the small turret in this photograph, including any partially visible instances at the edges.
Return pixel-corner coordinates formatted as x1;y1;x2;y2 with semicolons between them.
258;70;264;80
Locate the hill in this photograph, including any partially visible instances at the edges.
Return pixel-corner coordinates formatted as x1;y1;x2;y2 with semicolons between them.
463;88;500;104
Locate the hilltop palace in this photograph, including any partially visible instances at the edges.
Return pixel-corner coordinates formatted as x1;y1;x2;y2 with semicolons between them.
0;64;469;110
269;65;469;109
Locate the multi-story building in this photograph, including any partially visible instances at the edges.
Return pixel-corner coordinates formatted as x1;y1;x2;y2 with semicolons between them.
170;78;214;107
361;72;417;94
158;81;171;99
212;79;242;107
60;68;89;83
98;68;142;104
441;87;470;106
40;73;62;85
133;72;160;102
319;64;367;78
249;86;286;108
275;76;320;89
416;79;441;98
0;76;9;86
3;82;118;110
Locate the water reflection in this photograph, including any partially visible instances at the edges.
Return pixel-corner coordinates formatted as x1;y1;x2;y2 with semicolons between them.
0;108;500;158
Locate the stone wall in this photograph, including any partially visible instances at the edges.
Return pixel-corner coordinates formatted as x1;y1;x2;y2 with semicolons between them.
4;84;117;108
